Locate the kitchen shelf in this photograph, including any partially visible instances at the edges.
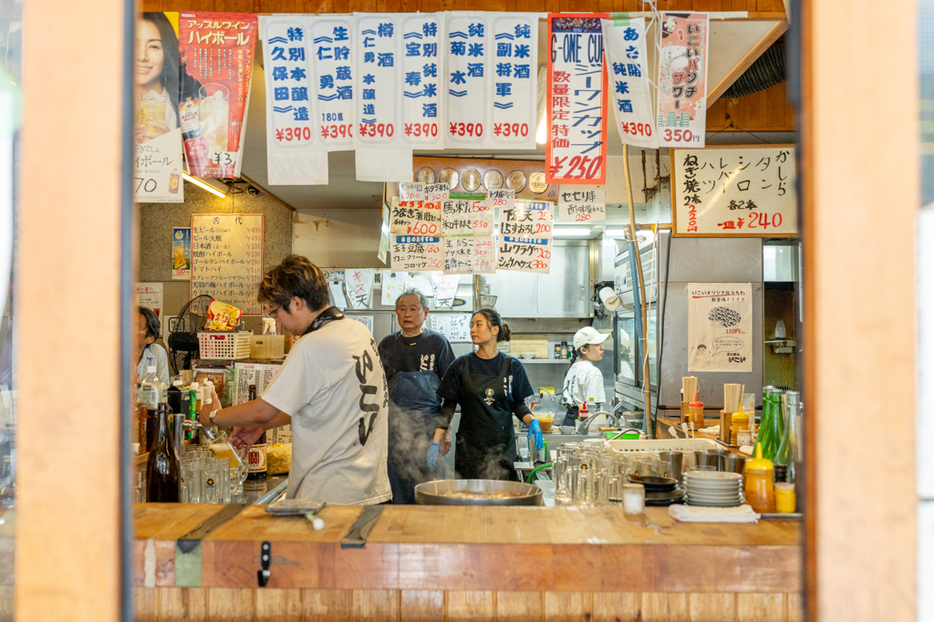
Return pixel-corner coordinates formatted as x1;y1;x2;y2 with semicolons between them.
516;359;573;364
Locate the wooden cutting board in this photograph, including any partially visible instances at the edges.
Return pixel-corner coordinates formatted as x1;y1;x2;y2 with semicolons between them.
508;335;549;359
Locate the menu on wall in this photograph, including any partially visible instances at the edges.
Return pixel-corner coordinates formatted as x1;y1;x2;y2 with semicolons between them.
430;313;471;342
391;235;443;271
190;214;264;314
671;146;798;237
441;194;493;237
388;197;442;236
497;235;552;273
558;188;606;222
234;362;282;404
345;268;374;309
443;236;495;274
501;200;554;237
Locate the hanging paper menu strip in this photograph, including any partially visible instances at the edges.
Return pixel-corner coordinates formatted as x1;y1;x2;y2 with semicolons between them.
401;14;444;150
423;182;450;202
178;12;257;178
501;200;554;238
443;236;495;275
602;15;658;150
557;188;606;222
391;236;443;271
488;188;515;211
354;14;404;150
346;268;374;309
443;12;493;149
546;14;609;185
431;271;460;308
399;182;425;201
191;214;264;314
388;197;442;236
671;146;798;237
261;15;329;186
497;236;552;274
657;12;709;148
310;15;355;152
441;193;493;237
488;14;538;151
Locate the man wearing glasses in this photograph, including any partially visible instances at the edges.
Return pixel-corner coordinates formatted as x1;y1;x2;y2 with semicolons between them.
199;254;391;505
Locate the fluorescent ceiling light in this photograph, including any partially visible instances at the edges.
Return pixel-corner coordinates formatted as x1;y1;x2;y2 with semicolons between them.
604;229;631;238
182;171;227;199
535;116;547;145
553;228;593;238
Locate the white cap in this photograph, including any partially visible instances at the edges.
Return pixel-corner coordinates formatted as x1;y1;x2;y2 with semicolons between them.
573;327;610;350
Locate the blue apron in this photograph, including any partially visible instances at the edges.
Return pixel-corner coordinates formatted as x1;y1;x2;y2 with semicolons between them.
387;370;442;503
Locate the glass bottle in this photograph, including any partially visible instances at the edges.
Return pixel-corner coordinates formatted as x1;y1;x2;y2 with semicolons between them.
146;403;180;502
757;387;776;460
773;391;800;484
246;384;267;480
764;389;785;461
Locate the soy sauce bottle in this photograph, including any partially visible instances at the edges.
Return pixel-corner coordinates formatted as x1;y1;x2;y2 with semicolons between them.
146;403;180;502
246;384;267;480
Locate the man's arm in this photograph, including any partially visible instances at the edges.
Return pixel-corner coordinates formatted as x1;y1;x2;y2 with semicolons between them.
198;390;283;428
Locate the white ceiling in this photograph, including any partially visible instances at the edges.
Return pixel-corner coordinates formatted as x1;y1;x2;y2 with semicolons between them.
238;13;789;211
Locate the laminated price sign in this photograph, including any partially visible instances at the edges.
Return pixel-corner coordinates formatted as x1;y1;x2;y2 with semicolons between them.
443;236;495;275
391;236;443;271
500;200;553;237
441;194;493;237
497;235;552;274
388;197;442;236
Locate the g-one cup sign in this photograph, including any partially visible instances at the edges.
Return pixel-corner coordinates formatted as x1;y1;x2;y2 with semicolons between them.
712;336;745;363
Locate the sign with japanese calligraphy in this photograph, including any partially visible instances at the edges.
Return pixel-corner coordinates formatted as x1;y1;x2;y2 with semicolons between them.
500;200;554;238
444;12;492;148
430;313;471;342
423;182;450;202
388;197;442;236
602;15;657;150
441;193;493;237
310;15;355;151
136;283;164;327
190;213;264;314
488;188;515;211
558;188;606;222
345;268;374;309
546;14;609;185
399;182;425;201
431;272;460;308
489;14;538;150
135;12;184;203
261;15;328;185
687;283;752;373
391;236;443;271
172;227;191;280
234;362;282;404
401;14;444;149
178;12;257;178
497;235;552;273
354;14;403;148
656;12;709;148
443;236;495;275
671;146;797;237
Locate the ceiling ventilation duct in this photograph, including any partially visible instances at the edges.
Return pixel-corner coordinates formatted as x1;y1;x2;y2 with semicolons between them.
722;39;786;99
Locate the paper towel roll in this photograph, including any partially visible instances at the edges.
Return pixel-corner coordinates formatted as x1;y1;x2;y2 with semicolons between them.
599;287;620;310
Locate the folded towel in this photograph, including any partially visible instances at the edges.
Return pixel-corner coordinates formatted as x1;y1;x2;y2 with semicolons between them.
668;504;760;523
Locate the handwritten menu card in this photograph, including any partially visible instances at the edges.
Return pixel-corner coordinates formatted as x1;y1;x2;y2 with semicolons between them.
558;188;606;222
443;236;495;275
498;235;552;273
345;268;374;309
389;198;442;236
191;214;263;314
441;193;493;237
501;200;554;238
488;188;516;211
430;314;471;342
391;236;443;272
234;362;281;405
671;146;798;237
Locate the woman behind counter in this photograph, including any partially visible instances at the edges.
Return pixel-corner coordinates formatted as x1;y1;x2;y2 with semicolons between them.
137;306;170;384
561;326;610;427
427;308;543;480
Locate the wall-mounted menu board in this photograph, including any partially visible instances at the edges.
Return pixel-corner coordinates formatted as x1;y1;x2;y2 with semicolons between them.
671;145;797;237
191;214;264;314
430;314;471;342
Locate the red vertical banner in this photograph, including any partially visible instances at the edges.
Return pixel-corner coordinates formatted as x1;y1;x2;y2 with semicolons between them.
178;12;258;178
546;14;609;185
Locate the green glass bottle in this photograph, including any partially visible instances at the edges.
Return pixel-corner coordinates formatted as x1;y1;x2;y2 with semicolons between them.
773;391;800;483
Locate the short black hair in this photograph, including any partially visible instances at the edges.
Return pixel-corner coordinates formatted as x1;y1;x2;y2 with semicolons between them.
139;306;160;340
258;254;329;313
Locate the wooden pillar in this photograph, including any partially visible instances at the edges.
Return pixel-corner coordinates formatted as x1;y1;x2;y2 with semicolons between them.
16;0;132;619
802;1;918;620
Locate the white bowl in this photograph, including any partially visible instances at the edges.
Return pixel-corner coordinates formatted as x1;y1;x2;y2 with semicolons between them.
515;353;536;359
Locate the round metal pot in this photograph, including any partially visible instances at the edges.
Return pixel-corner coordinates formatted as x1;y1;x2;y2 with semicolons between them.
414;479;544;506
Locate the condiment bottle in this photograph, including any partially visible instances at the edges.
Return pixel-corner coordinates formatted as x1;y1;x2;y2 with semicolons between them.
688;394;704;430
187;382;200;442
138;366;163;411
744;442;775;513
730;409;749;445
246;384;267;480
146;403;180;502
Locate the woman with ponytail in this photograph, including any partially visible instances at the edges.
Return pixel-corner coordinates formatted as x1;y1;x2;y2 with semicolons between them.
560;327;610;427
427;308;541;480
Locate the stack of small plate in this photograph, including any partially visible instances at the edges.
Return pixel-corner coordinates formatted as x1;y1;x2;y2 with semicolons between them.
684;470;744;507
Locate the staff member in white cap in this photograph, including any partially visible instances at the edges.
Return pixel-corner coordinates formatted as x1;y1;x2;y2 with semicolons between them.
560;326;610;427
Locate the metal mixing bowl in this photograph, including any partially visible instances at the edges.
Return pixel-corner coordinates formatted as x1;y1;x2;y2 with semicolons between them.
415;479;544;506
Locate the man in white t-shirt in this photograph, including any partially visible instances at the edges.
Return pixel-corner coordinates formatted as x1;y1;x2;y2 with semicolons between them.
199;255;391;505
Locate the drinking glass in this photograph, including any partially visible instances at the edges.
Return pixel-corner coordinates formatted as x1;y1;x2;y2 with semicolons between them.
201;458;225;504
198;83;230;158
179;456;204;503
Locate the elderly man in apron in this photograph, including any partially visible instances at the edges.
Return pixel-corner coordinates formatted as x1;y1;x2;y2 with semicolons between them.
377;290;455;503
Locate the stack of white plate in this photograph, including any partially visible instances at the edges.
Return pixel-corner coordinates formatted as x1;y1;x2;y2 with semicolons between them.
684;470;744;507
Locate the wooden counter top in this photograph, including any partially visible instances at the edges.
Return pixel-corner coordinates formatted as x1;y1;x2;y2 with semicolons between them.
133;503;802;594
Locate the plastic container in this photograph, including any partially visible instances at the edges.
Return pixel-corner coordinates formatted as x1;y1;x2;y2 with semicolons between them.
774;483;796;513
688;394;705;430
250;334;285;360
730;410;749;445
533;412;555;434
744;442;775;513
198;331;252;359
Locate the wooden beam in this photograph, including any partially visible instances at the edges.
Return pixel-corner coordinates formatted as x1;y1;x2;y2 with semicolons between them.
802;0;917;620
240;173;297;212
16;0;130;619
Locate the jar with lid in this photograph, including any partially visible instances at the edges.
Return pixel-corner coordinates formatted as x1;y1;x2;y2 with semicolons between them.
744;442;775;513
688;394;705;430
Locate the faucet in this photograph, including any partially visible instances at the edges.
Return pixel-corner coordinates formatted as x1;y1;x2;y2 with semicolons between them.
173;414;216;457
575;410;621;435
533;386;559;410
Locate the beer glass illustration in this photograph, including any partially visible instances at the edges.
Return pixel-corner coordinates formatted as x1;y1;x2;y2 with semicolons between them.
138;90;167;131
198;83;229;162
